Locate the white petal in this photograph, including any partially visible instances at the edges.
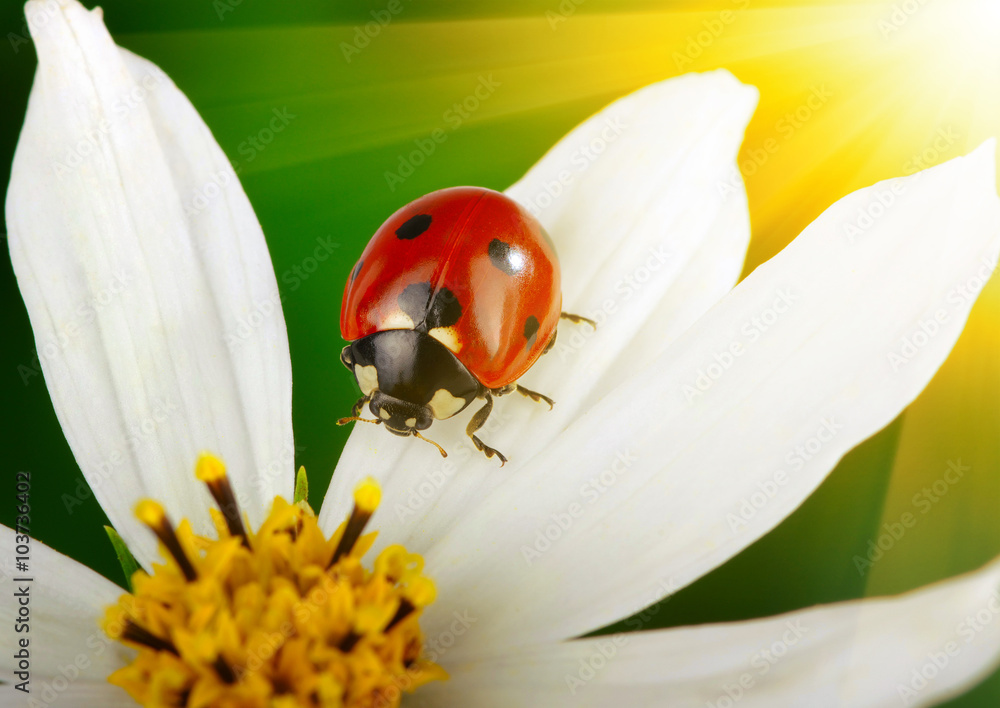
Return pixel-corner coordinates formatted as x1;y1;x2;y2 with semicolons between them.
423;559;1000;708
0;525;133;686
320;71;757;549
6;0;293;567
418;142;1000;656
1;682;137;707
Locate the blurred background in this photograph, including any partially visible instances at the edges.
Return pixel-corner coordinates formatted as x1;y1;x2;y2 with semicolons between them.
2;0;999;703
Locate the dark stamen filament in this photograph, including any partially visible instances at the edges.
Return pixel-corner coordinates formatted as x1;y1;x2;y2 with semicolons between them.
122;620;179;655
385;598;415;632
338;630;361;652
213;655;237;684
145;512;198;582
203;476;250;548
330;504;375;566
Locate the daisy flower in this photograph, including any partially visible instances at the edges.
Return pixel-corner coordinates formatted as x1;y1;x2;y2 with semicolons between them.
5;1;1000;707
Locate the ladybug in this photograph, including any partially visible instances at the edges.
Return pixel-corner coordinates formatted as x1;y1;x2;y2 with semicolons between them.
338;186;593;464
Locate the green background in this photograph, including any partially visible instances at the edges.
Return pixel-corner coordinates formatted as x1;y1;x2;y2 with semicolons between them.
2;1;998;705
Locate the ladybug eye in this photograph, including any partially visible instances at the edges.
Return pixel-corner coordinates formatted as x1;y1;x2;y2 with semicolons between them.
340;346;353;369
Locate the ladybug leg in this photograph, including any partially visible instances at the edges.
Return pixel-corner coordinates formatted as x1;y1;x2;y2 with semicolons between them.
542;330;557;355
513;384;554;410
351;394;371;417
490;384;516;397
467;393;507;466
560;311;597;329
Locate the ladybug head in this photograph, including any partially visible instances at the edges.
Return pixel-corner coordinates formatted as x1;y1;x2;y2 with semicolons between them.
367;390;433;436
338;330;481;456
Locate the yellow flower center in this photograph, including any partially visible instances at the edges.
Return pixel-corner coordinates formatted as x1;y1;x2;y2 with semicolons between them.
103;455;446;708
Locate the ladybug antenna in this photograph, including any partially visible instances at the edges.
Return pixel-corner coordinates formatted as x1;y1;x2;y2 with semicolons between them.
413;431;448;458
336;416;382;426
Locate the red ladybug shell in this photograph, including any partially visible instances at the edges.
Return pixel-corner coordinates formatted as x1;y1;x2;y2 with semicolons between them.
341;187;561;389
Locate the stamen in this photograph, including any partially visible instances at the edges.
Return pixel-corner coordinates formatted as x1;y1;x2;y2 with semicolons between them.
121;620;178;655
387;577;438;631
338;630;361;652
135;500;197;581
195;453;250;548
331;478;381;566
213;655;237;684
413;430;448;458
107;460;446;708
385;599;415;632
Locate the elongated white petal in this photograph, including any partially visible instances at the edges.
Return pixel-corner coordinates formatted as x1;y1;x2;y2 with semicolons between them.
6;0;293;567
417;143;1000;656
321;71;756;549
423;558;1000;708
0;525;133;690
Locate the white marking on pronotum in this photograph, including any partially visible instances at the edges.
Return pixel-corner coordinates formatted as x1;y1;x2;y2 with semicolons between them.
428;389;467;420
355;364;379;396
382;310;415;330
429;326;462;352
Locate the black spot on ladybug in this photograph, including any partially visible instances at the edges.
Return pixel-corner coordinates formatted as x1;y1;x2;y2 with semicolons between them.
398;282;432;323
351;259;364;283
399;282;463;330
524;315;540;349
488;238;526;276
396;214;432;240
427;287;463;329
